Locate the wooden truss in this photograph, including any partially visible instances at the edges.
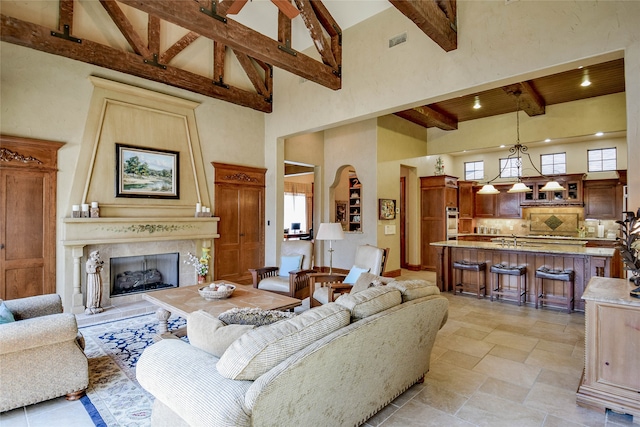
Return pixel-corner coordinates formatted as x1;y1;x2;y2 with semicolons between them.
1;0;342;113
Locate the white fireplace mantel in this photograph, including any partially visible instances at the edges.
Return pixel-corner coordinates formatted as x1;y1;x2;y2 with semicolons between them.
62;217;219;313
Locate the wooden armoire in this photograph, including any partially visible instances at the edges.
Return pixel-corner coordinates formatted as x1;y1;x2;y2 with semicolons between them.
1;135;63;299
212;162;265;284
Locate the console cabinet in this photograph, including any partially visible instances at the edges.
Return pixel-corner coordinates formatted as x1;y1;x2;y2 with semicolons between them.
577;277;640;419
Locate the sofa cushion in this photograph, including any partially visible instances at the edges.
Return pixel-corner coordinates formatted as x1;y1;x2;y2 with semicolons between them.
335;287;402;321
388;279;440;302
218;307;296;326
279;255;302;277
187;310;254;357
217;303;350;380
350;272;395;294
0;301;15;324
343;266;370;284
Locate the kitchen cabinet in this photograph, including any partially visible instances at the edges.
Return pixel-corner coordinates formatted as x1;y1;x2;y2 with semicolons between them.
473;185;521;219
584;178;624;220
457;181;475;233
577;277;640;419
521;174;584;206
474;191;496;218
420;175;458;271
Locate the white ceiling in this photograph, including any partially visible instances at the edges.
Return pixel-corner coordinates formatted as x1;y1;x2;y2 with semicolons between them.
231;0;391;51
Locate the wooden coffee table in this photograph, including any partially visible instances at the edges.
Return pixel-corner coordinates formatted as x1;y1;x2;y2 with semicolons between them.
143;282;301;337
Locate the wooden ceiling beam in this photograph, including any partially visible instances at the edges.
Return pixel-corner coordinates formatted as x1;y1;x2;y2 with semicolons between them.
148;15;160;56
117;0;341;90
389;0;457;52
310;1;342;70
213;41;226;85
394;105;458;130
295;0;337;69
99;0;150;57
0;14;272;112
234;51;270;99
159;31;200;64
58;0;74;32
272;0;300;19
503;82;546;116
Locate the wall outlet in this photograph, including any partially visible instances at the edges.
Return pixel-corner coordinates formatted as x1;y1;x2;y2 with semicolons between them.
509;225;514;231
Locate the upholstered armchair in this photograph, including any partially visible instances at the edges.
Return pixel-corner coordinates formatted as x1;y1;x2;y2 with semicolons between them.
249;240;316;300
309;245;389;307
0;294;89;412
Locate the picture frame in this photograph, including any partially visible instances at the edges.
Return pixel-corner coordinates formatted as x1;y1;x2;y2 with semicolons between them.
379;199;396;220
335;200;347;228
115;143;179;199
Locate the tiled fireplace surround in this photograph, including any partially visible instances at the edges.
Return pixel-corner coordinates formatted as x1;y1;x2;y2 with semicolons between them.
62;217;219;314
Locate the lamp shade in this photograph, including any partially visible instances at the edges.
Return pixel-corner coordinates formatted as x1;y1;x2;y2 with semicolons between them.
477;184;500;195
315;223;345;241
539;181;566;192
507;182;532;193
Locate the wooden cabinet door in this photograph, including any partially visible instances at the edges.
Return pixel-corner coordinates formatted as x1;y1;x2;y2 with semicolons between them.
496;187;521;218
584;180;622;220
474;192;496;217
213;163;265;284
1;136;61;300
458;181;474;218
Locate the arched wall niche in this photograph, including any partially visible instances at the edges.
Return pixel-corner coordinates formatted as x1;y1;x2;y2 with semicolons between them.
331;165;362;232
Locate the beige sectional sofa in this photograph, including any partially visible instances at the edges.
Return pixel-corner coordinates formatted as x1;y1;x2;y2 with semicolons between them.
136;279;448;427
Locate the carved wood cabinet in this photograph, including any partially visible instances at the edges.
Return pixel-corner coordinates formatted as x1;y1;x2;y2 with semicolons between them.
212;162;265;284
1;135;63;299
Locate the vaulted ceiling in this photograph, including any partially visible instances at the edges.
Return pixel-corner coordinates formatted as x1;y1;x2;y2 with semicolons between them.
0;0;456;113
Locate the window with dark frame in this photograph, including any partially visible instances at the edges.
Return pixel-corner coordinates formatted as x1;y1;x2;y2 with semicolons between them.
464;161;484;180
588;148;617;172
540;152;566;175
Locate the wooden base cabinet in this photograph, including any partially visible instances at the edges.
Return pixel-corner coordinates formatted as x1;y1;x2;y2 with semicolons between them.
577;277;640;419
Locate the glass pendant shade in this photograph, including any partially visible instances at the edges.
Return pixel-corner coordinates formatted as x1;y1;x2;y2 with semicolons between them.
477;184;500;195
507;182;532;193
539;181;566;192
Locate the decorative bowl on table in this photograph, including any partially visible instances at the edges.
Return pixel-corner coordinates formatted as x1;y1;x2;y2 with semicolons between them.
199;283;236;300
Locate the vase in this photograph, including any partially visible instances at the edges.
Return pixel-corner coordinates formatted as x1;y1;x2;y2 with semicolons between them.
198;275;206;284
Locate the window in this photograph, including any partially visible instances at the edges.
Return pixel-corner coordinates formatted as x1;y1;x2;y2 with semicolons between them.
588;148;617;172
499;158;521;178
464;161;484;180
540;152;566;174
284;194;307;232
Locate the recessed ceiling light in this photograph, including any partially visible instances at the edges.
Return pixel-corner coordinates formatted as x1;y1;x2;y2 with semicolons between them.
581;69;591;87
595;132;604;136
544;138;551;142
473;96;481;110
499;145;505;148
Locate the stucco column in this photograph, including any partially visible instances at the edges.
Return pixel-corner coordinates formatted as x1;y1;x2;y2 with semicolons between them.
625;43;640;211
71;245;86;314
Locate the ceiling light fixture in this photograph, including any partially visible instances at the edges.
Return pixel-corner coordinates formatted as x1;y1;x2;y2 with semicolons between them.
581;69;591;87
477;91;565;195
595;131;604;136
473;96;481;110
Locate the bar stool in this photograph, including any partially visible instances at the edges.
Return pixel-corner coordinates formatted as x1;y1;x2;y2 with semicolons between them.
535;267;575;313
453;261;486;298
490;264;527;306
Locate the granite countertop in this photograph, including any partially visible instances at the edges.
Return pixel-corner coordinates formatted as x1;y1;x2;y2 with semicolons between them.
582;276;640;306
431;240;617;257
456;233;617;242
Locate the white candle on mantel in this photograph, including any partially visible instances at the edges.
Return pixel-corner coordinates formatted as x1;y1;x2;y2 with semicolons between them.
72;205;80;211
196;203;202;212
81;203;89;211
91;201;99;208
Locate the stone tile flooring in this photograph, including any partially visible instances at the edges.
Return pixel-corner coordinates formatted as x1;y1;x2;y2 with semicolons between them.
1;270;636;426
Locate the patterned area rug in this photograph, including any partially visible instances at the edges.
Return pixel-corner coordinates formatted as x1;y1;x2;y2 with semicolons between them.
79;314;186;426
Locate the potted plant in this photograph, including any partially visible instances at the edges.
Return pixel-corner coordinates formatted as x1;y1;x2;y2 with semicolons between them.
616;208;640;297
185;252;210;284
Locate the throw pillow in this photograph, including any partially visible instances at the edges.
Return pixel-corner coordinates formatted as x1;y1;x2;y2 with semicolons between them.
351;272;395;294
388;279;440;302
278;255;303;277
218;307;296;326
217;303;350;380
343;265;370;284
187;310;254;358
335;286;402;321
0;301;15;324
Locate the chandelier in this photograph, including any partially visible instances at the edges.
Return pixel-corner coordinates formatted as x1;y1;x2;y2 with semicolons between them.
477;91;565;195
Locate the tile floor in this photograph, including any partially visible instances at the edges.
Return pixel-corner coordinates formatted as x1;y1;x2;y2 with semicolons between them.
1;270;636;426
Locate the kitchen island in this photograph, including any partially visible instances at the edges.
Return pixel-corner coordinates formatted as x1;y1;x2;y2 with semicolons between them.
431;240;621;311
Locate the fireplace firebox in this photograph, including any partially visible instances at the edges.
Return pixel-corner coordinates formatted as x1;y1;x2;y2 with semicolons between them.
110;253;179;296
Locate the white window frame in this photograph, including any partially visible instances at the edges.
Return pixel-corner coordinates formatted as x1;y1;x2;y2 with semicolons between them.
499;157;521;178
588;148;617;172
540;152;566;175
464;161;484;180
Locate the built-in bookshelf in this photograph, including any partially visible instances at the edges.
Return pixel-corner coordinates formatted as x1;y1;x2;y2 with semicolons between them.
349;173;362;232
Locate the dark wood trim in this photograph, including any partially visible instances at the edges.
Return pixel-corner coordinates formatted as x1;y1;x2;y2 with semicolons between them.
389;0;457;52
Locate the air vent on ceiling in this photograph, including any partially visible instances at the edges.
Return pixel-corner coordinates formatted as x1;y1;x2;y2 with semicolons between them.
389;33;407;48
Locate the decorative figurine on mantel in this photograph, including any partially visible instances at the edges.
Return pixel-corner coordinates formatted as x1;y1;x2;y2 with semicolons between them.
434;157;444;176
85;250;105;314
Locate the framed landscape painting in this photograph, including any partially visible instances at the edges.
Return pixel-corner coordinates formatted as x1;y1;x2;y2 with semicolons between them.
115;143;180;199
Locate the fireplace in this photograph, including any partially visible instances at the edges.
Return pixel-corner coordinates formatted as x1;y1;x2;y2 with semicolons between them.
110;252;179;296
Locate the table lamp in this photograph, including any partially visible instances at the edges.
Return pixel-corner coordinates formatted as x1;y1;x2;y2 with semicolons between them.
315;223;345;274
